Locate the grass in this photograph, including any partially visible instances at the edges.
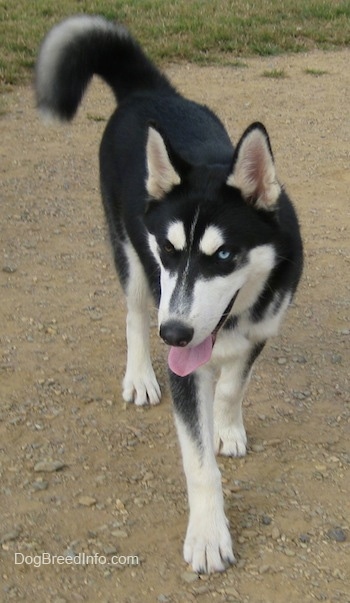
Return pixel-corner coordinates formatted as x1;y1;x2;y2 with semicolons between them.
304;68;329;76
0;0;350;92
262;69;288;79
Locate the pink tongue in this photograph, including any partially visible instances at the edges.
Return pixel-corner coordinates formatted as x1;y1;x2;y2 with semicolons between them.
168;335;213;377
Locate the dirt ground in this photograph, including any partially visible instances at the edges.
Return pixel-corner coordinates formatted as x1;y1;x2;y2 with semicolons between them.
1;49;349;603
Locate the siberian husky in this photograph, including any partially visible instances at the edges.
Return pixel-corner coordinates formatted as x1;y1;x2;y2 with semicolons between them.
35;15;303;573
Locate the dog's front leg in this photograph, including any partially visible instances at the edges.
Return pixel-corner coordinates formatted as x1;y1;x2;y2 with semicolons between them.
122;243;161;406
169;367;235;573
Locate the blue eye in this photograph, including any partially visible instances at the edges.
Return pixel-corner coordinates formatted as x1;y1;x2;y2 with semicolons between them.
217;248;232;261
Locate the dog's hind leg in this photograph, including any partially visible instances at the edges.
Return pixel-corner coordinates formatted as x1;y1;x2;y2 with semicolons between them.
122;242;161;406
214;341;265;457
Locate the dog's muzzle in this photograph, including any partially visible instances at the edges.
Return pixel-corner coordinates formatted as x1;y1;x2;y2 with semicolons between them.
162;289;241;377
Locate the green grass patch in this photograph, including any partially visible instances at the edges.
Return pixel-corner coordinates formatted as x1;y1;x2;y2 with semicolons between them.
1;0;349;93
262;69;288;79
87;114;108;123
304;68;329;76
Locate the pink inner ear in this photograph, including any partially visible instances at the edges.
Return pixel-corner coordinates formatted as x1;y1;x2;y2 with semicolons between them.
252;143;278;207
146;127;181;200
227;127;281;210
244;143;266;200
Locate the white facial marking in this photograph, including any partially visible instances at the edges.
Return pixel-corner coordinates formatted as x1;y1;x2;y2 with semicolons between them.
156;242;277;346
232;244;276;314
167;221;186;251
148;233;160;264
199;226;225;256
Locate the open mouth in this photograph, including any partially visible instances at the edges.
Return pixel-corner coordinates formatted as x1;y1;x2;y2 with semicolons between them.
168;289;240;377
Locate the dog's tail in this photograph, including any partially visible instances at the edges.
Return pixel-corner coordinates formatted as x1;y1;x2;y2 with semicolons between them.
35;15;174;121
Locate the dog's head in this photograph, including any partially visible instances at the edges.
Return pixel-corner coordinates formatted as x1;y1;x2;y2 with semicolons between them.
144;123;282;376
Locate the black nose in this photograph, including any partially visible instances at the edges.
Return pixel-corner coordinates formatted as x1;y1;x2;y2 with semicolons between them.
159;320;194;347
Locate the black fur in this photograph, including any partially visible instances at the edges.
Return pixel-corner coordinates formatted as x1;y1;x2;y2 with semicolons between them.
36;16;303;573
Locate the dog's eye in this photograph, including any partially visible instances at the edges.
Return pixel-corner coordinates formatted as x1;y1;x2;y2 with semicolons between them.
163;240;175;254
216;247;232;261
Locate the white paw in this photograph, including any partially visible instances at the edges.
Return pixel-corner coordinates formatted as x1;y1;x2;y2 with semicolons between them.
122;366;161;406
214;423;247;457
184;512;236;574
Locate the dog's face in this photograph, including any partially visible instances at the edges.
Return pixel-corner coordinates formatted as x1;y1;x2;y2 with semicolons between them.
144;124;281;375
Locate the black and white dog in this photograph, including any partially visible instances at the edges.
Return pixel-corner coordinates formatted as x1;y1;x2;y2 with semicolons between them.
36;16;303;573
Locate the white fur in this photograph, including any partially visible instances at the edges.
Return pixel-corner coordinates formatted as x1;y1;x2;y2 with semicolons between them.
167;221;186;251
158;271;178;327
199;225;225;256
175;369;235;573
122;242;161;405
240;292;291;341
227;127;281;210
232;245;277;315
148;233;160;263
213;355;251;457
146;128;180;200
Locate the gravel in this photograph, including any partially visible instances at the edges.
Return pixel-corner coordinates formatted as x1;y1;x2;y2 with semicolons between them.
1;50;349;603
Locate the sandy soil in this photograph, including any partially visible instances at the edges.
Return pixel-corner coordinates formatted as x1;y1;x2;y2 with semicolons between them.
1;50;349;603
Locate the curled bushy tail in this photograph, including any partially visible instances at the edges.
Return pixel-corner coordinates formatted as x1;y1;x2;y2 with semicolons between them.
35;15;174;121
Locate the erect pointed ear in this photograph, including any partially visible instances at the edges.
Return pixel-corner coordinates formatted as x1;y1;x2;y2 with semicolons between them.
227;122;281;211
146;126;181;200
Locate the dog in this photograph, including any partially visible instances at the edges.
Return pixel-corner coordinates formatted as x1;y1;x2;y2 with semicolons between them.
35;15;303;573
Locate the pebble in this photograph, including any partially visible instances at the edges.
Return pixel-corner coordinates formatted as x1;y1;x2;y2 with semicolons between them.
261;515;272;526
251;444;265;453
2;265;17;273
242;529;258;540
193;585;211;595
315;464;327;472
33;460;65;472
103;545;118;555
294;355;307;364
271;526;281;540
284;548;296;557
225;586;240;597
332;568;345;579
142;471;154;482
32;480;49;491
267;438;282;447
181;571;199;584
115;499;128;513
331;354;342;365
111;529;128;538
78;495;97;507
64;548;76;559
327;527;347;542
0;529;20;544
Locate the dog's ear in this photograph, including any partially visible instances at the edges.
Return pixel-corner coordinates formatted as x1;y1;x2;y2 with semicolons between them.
227;122;281;211
146;126;181;200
